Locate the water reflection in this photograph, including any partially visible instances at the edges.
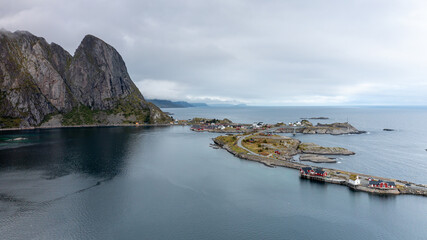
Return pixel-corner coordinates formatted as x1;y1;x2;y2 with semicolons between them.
0;126;426;240
298;177;328;189
0;127;142;179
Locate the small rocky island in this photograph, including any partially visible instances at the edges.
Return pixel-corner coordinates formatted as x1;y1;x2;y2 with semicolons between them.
383;128;395;131
300;117;329;120
274;121;365;135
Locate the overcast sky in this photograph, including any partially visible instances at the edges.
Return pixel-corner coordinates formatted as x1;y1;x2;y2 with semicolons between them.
1;0;427;105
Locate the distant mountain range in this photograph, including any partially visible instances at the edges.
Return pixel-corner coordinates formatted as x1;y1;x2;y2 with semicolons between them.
147;99;208;108
147;99;247;108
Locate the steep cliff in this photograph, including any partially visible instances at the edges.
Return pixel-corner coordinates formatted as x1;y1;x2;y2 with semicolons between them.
0;30;170;128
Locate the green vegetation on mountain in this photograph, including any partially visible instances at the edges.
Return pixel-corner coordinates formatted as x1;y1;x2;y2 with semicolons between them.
0;30;171;128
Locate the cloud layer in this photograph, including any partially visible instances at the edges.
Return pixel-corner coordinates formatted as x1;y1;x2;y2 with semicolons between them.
2;0;427;105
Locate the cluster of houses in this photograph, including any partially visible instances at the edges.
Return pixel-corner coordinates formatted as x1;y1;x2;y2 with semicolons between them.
300;167;397;189
252;122;276;129
190;124;247;131
252;122;264;128
249;121;311;128
190;120;280;131
300;167;328;177
289;121;303;127
348;175;396;189
286;120;314;127
368;180;396;189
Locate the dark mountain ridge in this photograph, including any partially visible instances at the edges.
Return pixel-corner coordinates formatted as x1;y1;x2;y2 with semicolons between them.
0;30;170;128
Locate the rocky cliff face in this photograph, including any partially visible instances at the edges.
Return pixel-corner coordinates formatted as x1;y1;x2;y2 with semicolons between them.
67;35;140;110
0;30;170;128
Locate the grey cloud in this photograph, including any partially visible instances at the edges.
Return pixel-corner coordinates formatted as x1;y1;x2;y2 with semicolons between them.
1;0;427;105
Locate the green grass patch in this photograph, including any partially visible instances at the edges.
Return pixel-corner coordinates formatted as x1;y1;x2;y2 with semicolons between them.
39;113;58;126
0;117;22;128
230;144;247;154
109;89;152;123
215;135;248;154
215;135;237;145
62;105;97;125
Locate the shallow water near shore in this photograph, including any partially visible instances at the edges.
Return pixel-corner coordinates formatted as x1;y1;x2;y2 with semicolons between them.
0;106;427;239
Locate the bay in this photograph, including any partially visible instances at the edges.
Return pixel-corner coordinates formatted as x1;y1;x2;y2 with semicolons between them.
0;106;426;239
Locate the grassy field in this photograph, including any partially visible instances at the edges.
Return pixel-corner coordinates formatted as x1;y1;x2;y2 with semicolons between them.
215;135;248;154
242;135;300;157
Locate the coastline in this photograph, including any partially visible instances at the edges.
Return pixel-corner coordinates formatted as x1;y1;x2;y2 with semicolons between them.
3;123;426;197
0;123;174;132
213;137;427;197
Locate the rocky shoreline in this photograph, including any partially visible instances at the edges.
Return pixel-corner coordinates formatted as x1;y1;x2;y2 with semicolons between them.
213;137;427;197
0;123;173;132
274;122;366;135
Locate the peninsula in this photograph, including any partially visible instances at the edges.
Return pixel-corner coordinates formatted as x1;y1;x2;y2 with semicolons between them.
195;121;427;197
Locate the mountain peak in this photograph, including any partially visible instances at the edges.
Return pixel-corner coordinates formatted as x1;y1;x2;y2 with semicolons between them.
0;30;171;128
80;34;106;46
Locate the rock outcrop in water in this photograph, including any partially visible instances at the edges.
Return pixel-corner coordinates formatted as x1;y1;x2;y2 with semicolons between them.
302;122;364;135
0;30;170;128
298;142;355;155
299;154;337;163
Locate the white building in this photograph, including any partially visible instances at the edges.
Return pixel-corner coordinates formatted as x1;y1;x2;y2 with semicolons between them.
348;175;360;185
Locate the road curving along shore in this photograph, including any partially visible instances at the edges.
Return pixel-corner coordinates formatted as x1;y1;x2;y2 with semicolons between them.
213;134;427;197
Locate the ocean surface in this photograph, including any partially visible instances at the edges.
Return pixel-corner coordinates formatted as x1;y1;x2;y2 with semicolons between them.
172;106;427;183
0;106;426;240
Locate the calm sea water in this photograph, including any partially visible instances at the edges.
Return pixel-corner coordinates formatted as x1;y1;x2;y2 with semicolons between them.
0;106;426;240
172;106;427;183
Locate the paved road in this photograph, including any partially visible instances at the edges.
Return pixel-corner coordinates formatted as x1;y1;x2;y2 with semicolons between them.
235;127;427;194
236;127;282;156
236;135;260;156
